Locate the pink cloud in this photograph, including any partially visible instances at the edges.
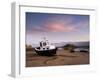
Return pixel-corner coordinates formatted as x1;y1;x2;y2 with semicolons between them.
27;21;79;34
44;22;76;32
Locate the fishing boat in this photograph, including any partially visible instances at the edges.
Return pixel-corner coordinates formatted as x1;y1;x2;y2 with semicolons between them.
34;37;57;56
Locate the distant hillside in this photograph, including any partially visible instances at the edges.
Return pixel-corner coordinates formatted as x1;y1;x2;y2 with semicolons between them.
68;41;89;47
52;41;89;48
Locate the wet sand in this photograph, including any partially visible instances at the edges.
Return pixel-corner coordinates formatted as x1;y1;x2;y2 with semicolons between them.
26;49;89;67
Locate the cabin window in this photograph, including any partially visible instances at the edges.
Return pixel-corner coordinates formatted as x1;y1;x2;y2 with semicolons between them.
47;48;49;49
43;48;45;50
40;42;42;47
43;42;47;46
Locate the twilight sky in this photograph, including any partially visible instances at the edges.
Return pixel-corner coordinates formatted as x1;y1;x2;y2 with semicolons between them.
26;12;89;44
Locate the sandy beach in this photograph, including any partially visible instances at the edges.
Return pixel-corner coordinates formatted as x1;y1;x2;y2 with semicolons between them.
26;49;89;67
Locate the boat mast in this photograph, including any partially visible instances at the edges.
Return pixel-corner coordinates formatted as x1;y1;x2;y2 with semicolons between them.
43;37;46;41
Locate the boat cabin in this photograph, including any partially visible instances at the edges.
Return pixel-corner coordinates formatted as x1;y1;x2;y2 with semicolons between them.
40;40;49;50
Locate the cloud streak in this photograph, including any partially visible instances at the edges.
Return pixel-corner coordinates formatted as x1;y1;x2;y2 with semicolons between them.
26;16;89;34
